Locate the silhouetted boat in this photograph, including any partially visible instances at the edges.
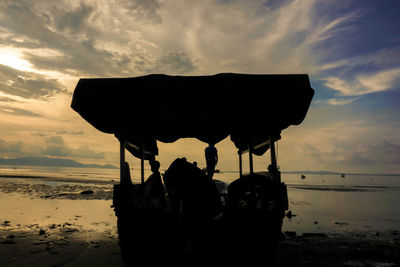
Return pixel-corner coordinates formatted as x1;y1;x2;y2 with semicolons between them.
202;167;222;173
71;73;314;266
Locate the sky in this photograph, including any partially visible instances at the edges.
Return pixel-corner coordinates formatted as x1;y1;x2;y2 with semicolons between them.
0;0;400;174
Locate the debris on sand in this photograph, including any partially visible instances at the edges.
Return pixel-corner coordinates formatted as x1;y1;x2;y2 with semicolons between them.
285;210;296;218
60;227;79;234
2;235;16;244
285;231;297;238
80;190;94;195
39;229;46;235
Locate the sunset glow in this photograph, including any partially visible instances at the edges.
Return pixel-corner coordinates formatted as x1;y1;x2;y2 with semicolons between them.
0;48;33;72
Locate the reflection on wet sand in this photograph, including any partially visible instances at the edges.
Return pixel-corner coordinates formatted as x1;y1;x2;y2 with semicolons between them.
0;188;123;266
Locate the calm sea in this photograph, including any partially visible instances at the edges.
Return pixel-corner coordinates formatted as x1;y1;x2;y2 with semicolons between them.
1;165;399;238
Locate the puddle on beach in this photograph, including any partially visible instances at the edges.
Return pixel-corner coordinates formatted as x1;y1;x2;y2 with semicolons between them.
0;191;117;235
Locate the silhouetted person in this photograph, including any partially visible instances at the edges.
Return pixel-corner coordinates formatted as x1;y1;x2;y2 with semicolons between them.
205;143;218;178
163;157;222;265
145;160;165;205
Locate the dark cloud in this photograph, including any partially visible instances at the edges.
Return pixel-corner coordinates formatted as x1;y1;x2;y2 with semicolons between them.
0;1;62;48
120;0;162;24
0;26;41;49
0;105;42;117
55;130;84;135
150;51;198;74
0;138;23;154
31;132;47;137
0;64;65;99
45;136;64;145
69;131;84;135
56;3;94;32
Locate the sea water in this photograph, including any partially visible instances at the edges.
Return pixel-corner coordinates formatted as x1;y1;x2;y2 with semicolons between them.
1;166;399;238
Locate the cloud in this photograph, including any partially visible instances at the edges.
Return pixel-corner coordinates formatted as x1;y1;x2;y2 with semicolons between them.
0;1;141;77
0;0;399;172
43;135;105;159
0;138;23;154
0;0;363;79
0;96;17;102
119;0;163;24
45;135;64;145
324;67;400;97
345;141;400;166
301;132;400;171
0;105;43;117
31;132;47;137
320;46;400;72
0;64;65;99
0;135;105;160
324;77;361;96
358;68;400;93
44;144;105;159
150;51;198;74
303;143;325;163
326;96;360;106
55;130;84;135
55;3;94;32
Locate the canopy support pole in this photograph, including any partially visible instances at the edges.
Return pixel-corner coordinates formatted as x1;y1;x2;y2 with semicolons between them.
119;139;125;184
249;145;254;175
269;135;280;182
270;136;277;168
141;142;145;184
238;151;243;178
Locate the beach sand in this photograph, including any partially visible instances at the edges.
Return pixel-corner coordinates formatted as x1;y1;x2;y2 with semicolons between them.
1;177;399;266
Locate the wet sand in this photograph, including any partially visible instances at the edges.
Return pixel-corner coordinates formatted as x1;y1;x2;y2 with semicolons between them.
2;225;399;266
1;226;123;267
1;177;400;266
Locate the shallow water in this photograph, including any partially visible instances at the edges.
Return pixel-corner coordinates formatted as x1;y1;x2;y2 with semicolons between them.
1;166;399;238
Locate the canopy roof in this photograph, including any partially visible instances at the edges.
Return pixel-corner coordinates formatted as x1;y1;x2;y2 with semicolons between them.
71;73;314;159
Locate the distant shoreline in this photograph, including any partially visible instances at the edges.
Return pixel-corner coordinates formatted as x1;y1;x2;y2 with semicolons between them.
0;157;118;169
258;171;400;177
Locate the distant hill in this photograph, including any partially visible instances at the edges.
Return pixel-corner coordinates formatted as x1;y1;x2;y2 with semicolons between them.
0;157;118;169
281;170;341;175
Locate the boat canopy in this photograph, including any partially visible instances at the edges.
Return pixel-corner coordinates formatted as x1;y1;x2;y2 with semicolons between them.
71;73;314;159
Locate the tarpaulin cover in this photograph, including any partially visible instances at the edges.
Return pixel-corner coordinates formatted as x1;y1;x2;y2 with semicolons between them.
71;73;314;159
